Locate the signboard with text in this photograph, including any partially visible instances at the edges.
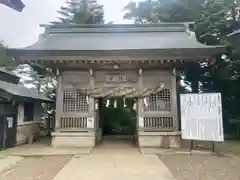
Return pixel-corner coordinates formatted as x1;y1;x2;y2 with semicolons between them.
87;117;94;129
180;93;224;142
106;74;127;83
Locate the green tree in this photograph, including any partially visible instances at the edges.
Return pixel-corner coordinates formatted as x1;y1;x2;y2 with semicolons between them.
124;0;240;134
123;0;204;23
124;0;240;91
0;41;18;71
50;0;104;24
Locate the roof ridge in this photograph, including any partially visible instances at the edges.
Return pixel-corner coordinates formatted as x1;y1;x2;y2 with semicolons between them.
40;22;192;28
41;23;193;34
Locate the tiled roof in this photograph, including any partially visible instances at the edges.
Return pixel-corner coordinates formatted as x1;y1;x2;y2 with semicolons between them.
7;23;225;59
0;0;25;12
0;80;53;102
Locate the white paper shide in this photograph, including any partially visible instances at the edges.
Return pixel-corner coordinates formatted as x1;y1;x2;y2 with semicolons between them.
180;93;224;142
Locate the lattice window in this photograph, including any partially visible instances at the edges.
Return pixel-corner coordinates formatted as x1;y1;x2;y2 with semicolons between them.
143;117;173;129
60;117;87;129
63;89;89;112
144;88;171;111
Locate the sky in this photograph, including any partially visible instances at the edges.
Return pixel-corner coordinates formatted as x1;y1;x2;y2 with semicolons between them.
0;0;138;48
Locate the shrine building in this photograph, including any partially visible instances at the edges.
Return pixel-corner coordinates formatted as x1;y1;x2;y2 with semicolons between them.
8;23;224;148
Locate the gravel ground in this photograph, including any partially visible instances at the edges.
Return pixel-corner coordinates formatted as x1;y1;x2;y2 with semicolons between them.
159;154;240;180
0;156;71;180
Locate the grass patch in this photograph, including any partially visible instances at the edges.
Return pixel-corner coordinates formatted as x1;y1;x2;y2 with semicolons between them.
224;140;240;154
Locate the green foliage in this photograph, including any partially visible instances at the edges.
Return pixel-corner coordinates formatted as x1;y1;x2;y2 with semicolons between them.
224;140;240;154
50;0;104;25
124;0;240;135
124;0;204;23
229;117;240;135
103;98;136;135
0;41;18;71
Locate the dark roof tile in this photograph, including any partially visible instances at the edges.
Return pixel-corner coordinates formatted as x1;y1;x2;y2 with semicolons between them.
0;80;52;102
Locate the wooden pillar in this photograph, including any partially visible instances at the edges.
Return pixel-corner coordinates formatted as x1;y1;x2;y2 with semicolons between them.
171;68;179;131
138;68;143;130
88;68;95;131
55;68;62;130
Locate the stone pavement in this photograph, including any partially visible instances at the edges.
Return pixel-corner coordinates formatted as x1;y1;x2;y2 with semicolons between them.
52;140;177;180
140;147;216;155
0;156;71;180
8;146;92;156
0;156;23;173
0;138;92;156
0;139;177;180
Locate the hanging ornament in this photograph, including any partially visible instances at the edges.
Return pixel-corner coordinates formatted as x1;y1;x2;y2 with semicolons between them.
133;102;137;110
86;96;89;105
106;99;110;107
144;97;149;107
95;101;98;110
12;100;16;107
123;98;127;108
114;99;117;108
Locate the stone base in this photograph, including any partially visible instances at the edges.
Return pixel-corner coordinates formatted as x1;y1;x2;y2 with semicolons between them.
51;132;95;148
97;128;103;142
16;123;40;145
138;131;181;149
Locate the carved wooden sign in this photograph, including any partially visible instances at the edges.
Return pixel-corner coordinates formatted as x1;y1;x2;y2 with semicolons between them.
106;74;127;83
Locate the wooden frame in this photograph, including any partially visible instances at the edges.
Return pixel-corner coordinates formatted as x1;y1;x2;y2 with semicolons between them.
54;67;179;133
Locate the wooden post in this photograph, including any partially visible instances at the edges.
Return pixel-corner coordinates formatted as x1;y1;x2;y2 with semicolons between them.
138;68;143;130
171;68;179;131
89;68;95;131
55;68;62;130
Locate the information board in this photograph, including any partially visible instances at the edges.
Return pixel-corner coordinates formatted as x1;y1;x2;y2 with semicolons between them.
180;93;224;142
87;117;94;129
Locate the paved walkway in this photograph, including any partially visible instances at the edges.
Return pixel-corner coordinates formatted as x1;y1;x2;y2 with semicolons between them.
52;140;176;180
0;138;92;156
0;156;71;180
0;156;23;173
